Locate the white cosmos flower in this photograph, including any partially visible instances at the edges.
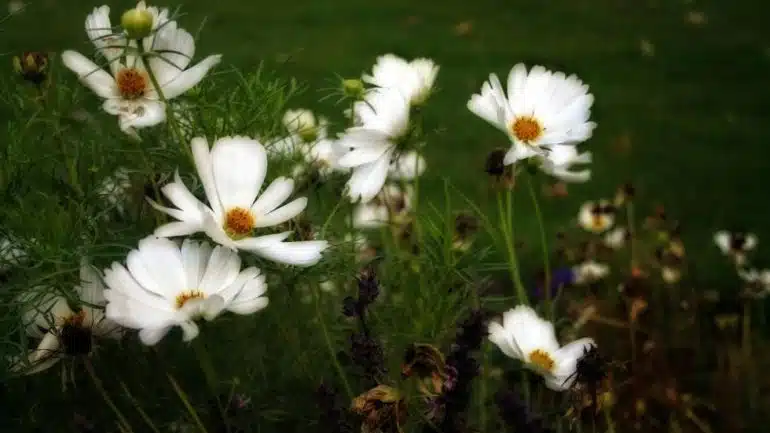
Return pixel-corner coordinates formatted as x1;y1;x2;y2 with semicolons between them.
714;231;757;266
148;136;328;266
97;167;132;214
467;64;596;166
578;200;615;233
738;268;770;297
534;145;592;183
573;260;610;285
337;89;411;203
363;54;439;106
14;260;121;375
62;7;221;139
488;305;596;391
604;227;628;250
271;110;327;156
352;183;413;229
103;236;268;345
388;150;426;180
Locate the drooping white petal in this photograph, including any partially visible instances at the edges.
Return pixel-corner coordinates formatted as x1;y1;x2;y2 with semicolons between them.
61;50;118;99
346;150;393;203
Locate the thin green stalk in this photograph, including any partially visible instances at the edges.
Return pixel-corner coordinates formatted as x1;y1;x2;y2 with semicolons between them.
136;41;192;162
314;283;354;401
193;337;230;433
83;359;135;433
167;373;210;433
497;190;528;305
526;174;551;319
120;382;161;433
320;195;345;238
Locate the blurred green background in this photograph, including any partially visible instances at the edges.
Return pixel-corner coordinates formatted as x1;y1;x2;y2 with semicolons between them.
3;0;770;277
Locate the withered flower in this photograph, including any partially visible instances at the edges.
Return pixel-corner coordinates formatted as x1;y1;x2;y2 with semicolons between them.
351;385;407;433
402;343;448;395
614;182;636;207
485;148;515;189
452;212;479;252
13;51;48;85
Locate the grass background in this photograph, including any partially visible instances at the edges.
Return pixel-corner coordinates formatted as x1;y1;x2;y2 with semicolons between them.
2;0;770;431
3;0;770;281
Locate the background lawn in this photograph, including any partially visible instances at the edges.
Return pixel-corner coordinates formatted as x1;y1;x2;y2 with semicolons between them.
4;0;770;285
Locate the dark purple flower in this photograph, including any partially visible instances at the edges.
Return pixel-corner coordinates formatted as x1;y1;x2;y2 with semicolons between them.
531;267;575;300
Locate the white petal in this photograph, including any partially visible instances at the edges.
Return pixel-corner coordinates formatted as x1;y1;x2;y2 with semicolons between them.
61;50;117;99
250;177;296;216
192;137;223;216
139;327;172;345
256;197;307;228
713;231;731;254
238;237;328;266
210;136;267;210
161;55;222;100
346;151;393;203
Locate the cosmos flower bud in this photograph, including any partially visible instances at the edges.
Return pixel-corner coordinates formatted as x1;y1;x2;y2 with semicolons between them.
342;78;365;100
121;7;154;40
13;51;48;85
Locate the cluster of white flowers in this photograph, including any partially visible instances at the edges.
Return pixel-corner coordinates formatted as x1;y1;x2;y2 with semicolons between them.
12;1;603;388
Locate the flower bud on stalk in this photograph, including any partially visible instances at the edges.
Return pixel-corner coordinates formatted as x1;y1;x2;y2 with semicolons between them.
121;7;154;40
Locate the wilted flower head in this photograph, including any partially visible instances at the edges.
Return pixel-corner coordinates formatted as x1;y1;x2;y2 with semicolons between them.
351;385;407;433
13;260;121;375
488;305;596;391
453;212;479;252
13;51;48;85
714;230;757;266
402;343;448;395
578;200;615;234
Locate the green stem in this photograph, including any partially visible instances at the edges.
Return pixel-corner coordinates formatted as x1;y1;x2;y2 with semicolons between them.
526;174;551;319
136;41;192;162
314;282;354;401
497;190;528;305
167;373;210;433
84;359;135;433
120;382;161;433
193;337;230;433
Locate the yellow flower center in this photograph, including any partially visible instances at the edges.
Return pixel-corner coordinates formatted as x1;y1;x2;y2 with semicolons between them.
510;116;543;144
116;67;148;99
175;290;205;309
528;349;555;373
224;207;255;239
592;214;605;230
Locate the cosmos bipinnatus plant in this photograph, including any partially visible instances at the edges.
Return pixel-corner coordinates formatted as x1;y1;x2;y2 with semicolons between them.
1;2;767;433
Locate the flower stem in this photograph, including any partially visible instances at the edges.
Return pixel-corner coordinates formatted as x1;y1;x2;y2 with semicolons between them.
526;173;552;319
497;189;528;305
83;359;135;433
120;382;161;433
193;337;231;433
313;282;354;401
136;40;192;162
167;373;210;433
